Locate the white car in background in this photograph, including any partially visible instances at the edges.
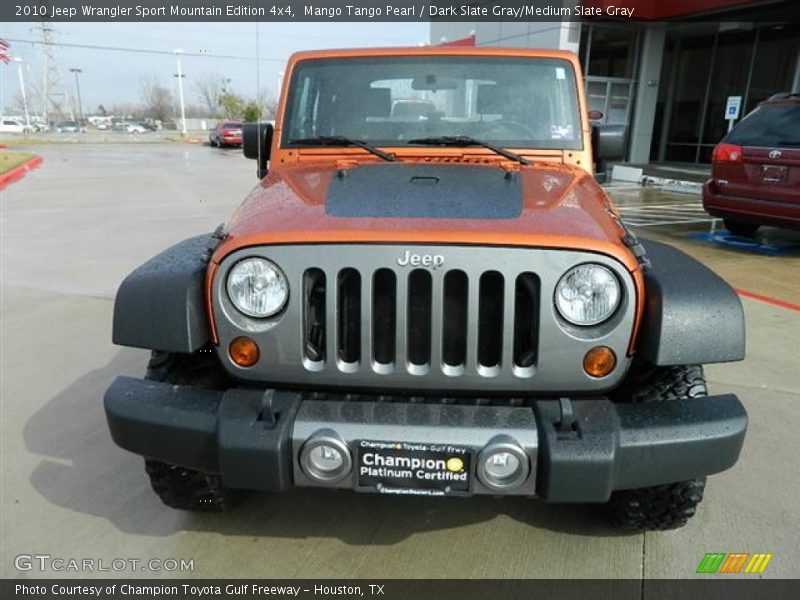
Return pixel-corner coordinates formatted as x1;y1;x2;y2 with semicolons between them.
53;121;82;133
125;122;149;134
0;117;28;134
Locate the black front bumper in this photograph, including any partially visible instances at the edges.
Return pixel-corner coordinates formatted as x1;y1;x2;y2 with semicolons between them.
104;377;747;502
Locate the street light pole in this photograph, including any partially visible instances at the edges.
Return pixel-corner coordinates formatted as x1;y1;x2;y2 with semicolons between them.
69;68;83;124
174;49;187;136
14;57;31;130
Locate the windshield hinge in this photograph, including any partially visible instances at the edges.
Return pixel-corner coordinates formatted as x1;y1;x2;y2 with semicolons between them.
622;229;651;270
606;207;651;270
204;223;228;263
500;162;522;174
335;159;359;173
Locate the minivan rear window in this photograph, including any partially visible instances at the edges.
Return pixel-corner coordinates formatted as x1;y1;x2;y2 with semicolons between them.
725;103;800;147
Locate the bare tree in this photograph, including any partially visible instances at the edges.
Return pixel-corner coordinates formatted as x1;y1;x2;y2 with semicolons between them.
184;104;208;119
139;75;173;121
109;102;137;119
8;91;28;115
194;72;225;117
253;88;279;120
259;94;279;120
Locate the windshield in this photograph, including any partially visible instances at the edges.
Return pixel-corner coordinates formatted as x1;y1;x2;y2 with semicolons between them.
283;56;583;151
725;103;800;147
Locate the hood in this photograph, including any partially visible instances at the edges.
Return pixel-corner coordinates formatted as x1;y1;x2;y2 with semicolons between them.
214;161;636;270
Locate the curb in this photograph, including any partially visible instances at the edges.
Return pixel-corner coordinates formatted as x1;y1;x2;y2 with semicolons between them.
0;154;43;190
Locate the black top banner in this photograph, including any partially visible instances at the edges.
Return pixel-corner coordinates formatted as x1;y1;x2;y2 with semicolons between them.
2;0;799;22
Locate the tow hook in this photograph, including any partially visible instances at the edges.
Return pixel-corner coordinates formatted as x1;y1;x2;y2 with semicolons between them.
554;397;580;440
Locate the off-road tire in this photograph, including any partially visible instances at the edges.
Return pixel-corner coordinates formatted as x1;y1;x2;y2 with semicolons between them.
610;480;706;531
723;217;760;237
143;350;240;511
607;364;708;531
146;349;230;389
145;459;238;512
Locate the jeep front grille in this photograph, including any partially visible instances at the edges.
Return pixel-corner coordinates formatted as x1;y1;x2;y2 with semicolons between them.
213;244;637;393
300;265;540;378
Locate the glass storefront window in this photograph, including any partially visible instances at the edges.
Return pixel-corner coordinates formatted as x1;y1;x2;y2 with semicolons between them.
584;26;639;79
657;23;800;164
663;34;715;162
746;24;800;111
699;29;757;163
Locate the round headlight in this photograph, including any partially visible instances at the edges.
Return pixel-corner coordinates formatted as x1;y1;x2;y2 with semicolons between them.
227;257;288;318
555;264;620;326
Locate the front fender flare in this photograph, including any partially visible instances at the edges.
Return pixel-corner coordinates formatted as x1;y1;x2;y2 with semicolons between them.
112;235;211;353
637;239;745;366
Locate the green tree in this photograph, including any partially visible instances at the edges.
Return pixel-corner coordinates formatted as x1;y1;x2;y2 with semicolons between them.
218;92;245;119
242;102;261;122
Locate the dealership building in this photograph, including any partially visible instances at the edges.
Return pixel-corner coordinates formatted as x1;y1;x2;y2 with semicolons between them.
430;0;800;165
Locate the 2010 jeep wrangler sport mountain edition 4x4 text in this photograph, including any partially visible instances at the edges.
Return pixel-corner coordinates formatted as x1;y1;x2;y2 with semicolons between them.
104;47;747;530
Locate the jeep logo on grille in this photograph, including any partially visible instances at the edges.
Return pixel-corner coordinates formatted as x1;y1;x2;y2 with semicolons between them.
397;251;445;269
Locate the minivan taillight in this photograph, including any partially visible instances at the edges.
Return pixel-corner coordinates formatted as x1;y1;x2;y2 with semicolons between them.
712;143;743;164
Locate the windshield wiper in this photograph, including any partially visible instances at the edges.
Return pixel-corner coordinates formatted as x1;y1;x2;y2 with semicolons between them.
287;135;397;161
407;136;531;165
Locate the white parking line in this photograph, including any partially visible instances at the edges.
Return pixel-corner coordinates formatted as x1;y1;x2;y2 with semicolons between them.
617;202;716;228
623;218;716;227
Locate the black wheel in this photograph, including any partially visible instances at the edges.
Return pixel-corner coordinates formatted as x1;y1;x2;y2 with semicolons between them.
723;217;760;237
143;350;240;511
607;365;708;531
145;459;239;512
609;480;706;532
209;137;217;147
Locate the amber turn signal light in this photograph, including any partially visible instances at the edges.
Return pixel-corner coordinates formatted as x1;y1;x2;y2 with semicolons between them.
583;346;616;378
229;337;260;367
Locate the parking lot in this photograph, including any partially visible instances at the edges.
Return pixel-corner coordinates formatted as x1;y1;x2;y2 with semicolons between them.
1;143;798;581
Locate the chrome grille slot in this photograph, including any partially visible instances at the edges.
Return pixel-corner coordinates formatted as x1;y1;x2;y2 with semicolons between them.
442;270;468;369
302;268;326;365
407;269;432;370
513;273;540;374
337;268;361;367
478;271;504;372
372;269;396;367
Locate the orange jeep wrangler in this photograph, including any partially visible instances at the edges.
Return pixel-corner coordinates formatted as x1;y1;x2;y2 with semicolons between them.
105;47;747;530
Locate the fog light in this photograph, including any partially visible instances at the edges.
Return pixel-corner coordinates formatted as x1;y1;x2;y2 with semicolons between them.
300;434;352;483
484;452;521;479
308;445;344;474
477;439;529;491
583;346;616;378
229;336;260;367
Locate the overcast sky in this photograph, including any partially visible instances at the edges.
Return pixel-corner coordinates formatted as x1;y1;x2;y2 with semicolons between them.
0;22;429;116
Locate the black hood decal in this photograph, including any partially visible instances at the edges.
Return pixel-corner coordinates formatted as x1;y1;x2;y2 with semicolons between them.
325;163;523;219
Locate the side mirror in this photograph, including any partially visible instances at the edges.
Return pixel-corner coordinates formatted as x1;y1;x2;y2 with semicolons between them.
591;124;628;181
243;122;274;179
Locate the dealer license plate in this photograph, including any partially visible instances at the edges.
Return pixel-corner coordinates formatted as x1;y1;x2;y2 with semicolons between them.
357;440;472;496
